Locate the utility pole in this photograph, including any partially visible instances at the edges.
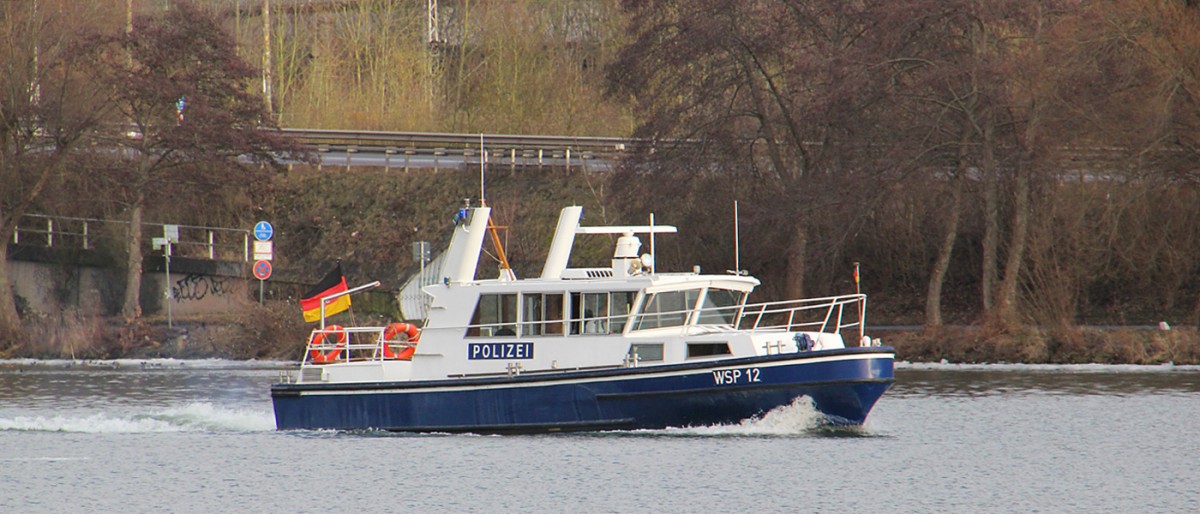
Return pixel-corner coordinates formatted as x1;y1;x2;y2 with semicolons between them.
262;0;273;117
427;0;439;44
425;0;440;114
31;0;40;106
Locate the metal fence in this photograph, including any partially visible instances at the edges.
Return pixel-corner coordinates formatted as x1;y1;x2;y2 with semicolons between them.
13;214;253;261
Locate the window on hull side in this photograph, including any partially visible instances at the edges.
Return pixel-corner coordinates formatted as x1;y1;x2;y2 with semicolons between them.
467;294;517;337
628;343;664;362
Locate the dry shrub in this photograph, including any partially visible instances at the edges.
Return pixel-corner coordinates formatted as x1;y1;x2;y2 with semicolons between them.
178;300;311;360
1092;328;1200;365
883;325;1200;364
14;312;108;359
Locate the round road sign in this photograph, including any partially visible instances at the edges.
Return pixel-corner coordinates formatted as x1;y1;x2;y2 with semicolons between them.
253;221;274;241
252;260;272;280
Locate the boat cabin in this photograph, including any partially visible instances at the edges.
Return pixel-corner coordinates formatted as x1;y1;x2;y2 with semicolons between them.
300;206;866;384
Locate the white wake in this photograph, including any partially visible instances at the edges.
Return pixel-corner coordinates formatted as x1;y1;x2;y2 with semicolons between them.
0;402;275;433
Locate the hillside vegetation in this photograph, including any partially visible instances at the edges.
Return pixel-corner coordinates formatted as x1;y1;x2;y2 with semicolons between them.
3;0;1200;363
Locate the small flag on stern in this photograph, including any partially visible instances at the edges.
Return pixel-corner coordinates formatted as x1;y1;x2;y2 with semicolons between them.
300;264;351;322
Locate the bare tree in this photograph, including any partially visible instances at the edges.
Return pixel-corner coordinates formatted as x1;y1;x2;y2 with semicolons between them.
0;1;110;342
609;0;935;298
91;1;299;321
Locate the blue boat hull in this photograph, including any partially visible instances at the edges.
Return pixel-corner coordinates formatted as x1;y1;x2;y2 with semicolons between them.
271;347;895;433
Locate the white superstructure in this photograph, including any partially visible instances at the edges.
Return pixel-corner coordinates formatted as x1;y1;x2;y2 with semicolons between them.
296;206;869;385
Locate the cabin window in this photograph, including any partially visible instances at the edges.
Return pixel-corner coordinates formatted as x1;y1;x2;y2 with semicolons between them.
544;293;565;334
571;292;611;335
627;343;664;362
634;289;701;330
610;291;636;333
467;294;517;337
522;294;543;336
521;293;565;336
687;342;731;358
696;289;745;326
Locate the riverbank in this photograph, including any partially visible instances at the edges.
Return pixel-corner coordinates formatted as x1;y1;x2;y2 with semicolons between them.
4;303;307;361
4;310;1197;365
884;325;1200;365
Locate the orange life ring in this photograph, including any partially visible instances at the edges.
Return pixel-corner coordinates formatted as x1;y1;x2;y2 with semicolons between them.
308;325;348;364
382;322;420;360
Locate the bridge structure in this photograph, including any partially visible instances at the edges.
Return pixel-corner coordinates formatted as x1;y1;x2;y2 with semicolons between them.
281;128;665;172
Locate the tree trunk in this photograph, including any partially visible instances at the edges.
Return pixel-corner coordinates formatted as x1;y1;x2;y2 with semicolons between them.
121;195;145;320
980;124;1000;315
785;222;807;299
0;243;20;344
925;176;964;330
995;165;1031;326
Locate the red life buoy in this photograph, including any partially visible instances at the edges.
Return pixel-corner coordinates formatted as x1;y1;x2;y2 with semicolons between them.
308;325;348;364
382;322;420;360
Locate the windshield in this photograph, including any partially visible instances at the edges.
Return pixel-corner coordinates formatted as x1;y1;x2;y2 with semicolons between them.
632;289;701;330
695;289;745;326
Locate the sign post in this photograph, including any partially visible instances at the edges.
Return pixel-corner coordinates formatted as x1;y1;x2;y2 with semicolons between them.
413;240;431;287
253;221;274;304
253;260;273;303
152;225;180;327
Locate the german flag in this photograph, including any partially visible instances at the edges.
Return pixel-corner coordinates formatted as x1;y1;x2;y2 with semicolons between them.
300;264;351;322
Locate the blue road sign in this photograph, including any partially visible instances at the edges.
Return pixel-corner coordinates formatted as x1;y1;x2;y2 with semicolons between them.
254;221;274;241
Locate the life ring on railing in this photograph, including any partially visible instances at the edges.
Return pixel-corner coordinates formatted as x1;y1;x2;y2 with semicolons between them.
308;325;348;364
382;322;420;360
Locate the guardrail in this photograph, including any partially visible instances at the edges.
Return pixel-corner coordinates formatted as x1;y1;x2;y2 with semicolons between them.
12;214;252;262
281;128;683;169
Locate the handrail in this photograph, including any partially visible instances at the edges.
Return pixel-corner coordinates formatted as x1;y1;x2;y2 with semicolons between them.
315;281;381;329
303;293;871;366
303;324;419;365
280;128;701;163
430;293;868;343
733;294;866;335
282;128;656;153
14;213;252;261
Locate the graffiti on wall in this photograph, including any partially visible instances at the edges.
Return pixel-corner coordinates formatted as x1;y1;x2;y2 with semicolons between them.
172;274;231;303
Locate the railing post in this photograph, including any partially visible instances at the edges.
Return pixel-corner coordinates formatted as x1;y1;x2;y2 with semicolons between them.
47;219;53;247
208;230;215;259
859;296;867;345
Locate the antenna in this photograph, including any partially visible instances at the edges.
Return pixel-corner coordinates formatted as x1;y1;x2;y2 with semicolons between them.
734;200;740;273
479;134;486;205
649;213;656;274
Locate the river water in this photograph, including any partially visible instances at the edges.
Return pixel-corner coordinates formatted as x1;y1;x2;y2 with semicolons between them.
1;359;1197;513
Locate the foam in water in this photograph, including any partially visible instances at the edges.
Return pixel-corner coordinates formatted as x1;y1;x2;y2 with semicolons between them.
897;361;1200;373
0;358;291;369
647;396;829;437
0;402;275;433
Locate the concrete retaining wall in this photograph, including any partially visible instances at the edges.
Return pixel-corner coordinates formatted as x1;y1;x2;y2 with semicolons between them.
9;253;253;317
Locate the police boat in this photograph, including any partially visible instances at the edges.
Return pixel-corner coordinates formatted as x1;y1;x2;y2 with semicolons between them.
271;205;895;433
